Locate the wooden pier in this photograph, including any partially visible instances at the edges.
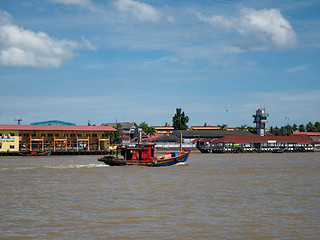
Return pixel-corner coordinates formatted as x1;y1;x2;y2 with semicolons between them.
0;149;113;157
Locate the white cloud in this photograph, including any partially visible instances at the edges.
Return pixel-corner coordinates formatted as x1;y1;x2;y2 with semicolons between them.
113;0;162;22
0;11;81;68
196;7;298;50
81;36;97;51
51;0;103;13
286;64;309;73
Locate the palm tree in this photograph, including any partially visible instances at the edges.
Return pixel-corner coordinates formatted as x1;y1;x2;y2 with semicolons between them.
306;122;315;132
247;126;256;132
145;126;156;141
236;125;248;131
218;124;227;130
285;124;293;135
269;126;274;134
292;124;298;132
272;126;280;136
299;124;305;132
139;122;156;141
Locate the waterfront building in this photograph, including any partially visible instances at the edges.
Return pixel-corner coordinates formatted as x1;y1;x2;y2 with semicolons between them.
292;132;320;148
0;125;116;154
30;120;76;126
172;129;256;150
207;135;315;153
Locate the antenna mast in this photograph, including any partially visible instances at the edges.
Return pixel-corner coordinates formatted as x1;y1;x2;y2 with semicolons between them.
15;116;23;125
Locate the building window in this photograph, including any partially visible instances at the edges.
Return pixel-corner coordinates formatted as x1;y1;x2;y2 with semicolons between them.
32;134;36;137
10;145;15;149
55;134;59;137
78;134;82;137
10;133;15;136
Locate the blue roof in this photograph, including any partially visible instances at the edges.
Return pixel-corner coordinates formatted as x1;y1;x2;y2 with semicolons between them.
30;120;76;126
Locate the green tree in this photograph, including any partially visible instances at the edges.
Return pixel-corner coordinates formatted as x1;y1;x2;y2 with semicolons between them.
172;108;189;130
292;123;298;132
315;121;320;132
306;122;315;132
284;124;293;136
139;122;156;141
299;124;305;132
236;124;248;131
139;122;149;133
273;126;280;136
218;124;227;130
269;126;274;134
109;123;122;144
247;126;256;132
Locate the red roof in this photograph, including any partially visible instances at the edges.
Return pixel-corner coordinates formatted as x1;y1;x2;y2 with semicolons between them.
120;135;131;139
292;132;320;136
0;125;117;132
210;135;313;144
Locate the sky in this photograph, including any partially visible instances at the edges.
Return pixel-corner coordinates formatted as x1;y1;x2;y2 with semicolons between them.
0;0;319;128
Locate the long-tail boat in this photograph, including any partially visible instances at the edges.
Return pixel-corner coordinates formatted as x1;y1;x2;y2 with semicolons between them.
98;144;191;167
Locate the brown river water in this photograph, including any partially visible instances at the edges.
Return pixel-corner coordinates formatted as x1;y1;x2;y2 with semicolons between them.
1;153;319;239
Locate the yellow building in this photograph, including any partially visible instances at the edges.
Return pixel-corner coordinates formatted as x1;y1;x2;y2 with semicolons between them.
153;124;174;134
0;130;19;152
0;125;116;153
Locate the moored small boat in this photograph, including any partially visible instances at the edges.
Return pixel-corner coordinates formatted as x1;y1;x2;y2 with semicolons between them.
20;150;51;156
272;148;284;153
98;144;191;167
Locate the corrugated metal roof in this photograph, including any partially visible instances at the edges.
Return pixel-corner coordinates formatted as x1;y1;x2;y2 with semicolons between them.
172;130;257;138
210;135;313;144
0;125;117;131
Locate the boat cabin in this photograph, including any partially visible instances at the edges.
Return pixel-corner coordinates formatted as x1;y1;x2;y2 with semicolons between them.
117;144;155;161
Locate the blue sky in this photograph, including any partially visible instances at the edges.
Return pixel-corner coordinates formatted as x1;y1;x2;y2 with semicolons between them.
0;0;319;128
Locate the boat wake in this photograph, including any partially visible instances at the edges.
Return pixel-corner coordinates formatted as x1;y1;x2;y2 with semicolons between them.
45;163;110;169
173;162;187;166
0;163;109;171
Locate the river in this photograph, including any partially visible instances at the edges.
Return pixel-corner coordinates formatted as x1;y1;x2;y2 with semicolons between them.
1;153;319;239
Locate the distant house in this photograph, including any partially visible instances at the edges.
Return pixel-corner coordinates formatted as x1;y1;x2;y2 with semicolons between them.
189;124;220;131
151;134;180;148
120;135;131;144
153;124;174;134
101;122;138;139
189;124;237;131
